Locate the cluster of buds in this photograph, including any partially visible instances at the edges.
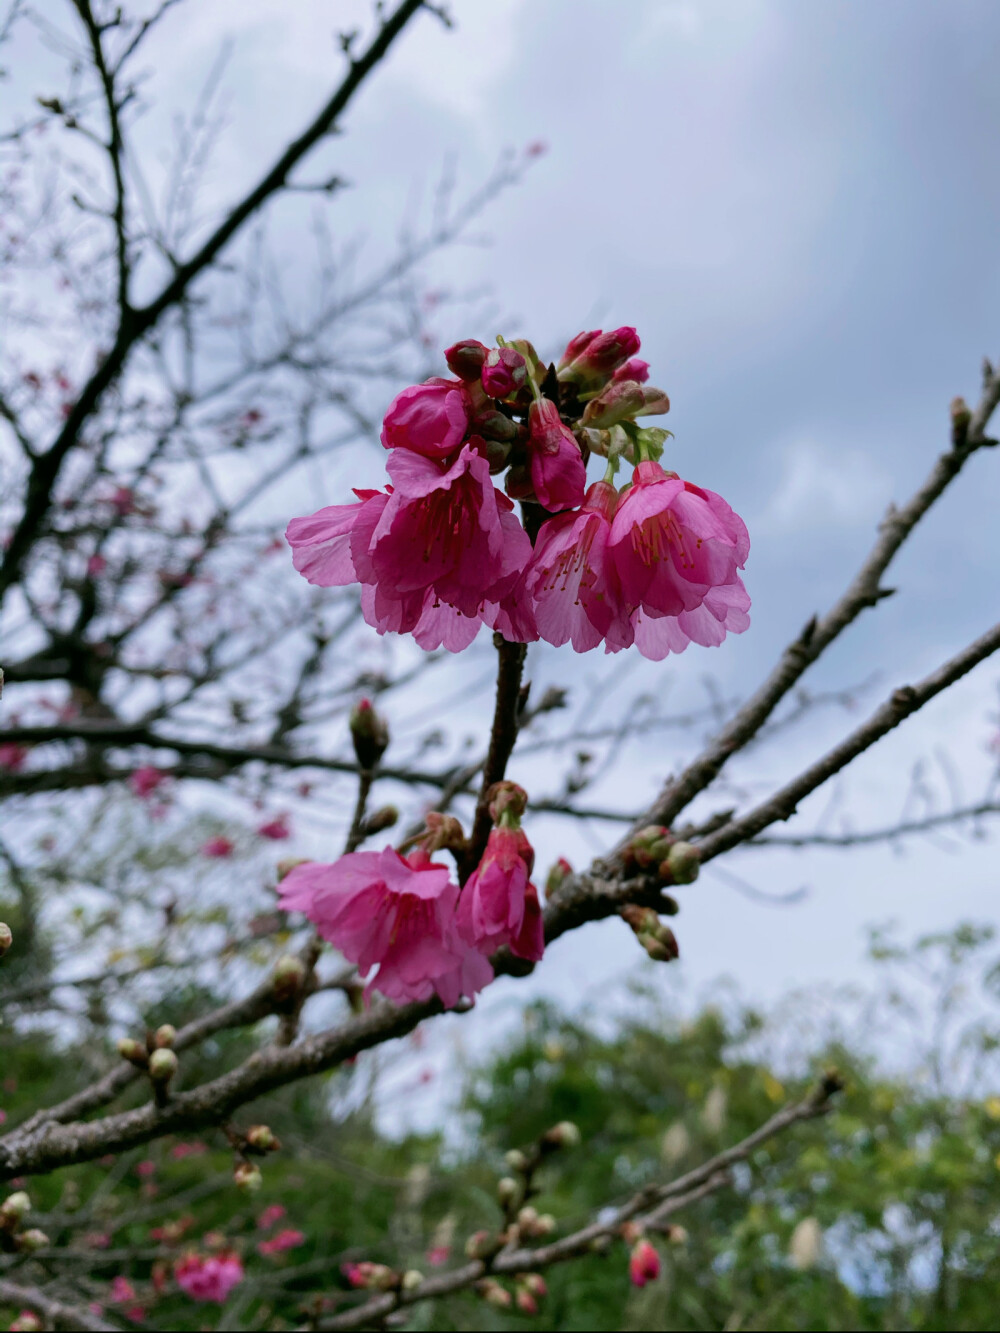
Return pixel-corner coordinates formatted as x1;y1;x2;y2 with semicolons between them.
0;921;12;957
476;1277;512;1309
117;1023;179;1098
349;697;390;770
514;1206;557;1241
624;826;700;886
515;1272;548;1315
620;904;680;964
0;1192;48;1256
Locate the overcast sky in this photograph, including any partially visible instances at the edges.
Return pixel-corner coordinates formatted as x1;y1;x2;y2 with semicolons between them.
14;1;1000;1109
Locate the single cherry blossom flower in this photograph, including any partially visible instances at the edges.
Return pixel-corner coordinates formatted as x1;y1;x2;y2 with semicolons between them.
200;836;234;859
278;847;493;1007
629;1238;660;1287
174;1252;244;1304
525;398;587;512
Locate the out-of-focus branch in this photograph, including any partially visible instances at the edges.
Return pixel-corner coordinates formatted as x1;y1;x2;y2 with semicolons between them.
317;1075;843;1330
0;0;429;603
748;800;1000;848
0;1276;118;1331
629;366;1000;838
696;621;1000;863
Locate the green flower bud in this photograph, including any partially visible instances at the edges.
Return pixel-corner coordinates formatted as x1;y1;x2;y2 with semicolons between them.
148;1048;178;1083
153;1024;176;1049
666;841;700;885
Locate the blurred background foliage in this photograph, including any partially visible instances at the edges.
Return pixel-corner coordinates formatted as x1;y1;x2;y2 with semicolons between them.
4;920;1000;1330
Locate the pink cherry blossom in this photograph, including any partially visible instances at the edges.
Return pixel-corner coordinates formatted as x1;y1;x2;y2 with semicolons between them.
380;378;469;459
201;836;234;859
278;847;493;1008
257;815;291;841
629;1238;660;1287
257;1228;305;1256
456;826;543;961
526;398;586;512
87;553;107;576
286;488;388;589
257;1204;287;1230
606;461;749;655
427;1245;450;1267
175;1252;244;1304
0;743;27;772
170;1141;208;1159
525;481;622;652
363;445;531;622
111;1277;136;1303
128;766;165;798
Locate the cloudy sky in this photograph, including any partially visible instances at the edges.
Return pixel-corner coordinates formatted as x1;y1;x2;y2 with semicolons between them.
15;1;1000;1100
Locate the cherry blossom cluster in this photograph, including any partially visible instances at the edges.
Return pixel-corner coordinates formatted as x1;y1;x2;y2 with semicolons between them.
278;781;543;1007
287;327;750;658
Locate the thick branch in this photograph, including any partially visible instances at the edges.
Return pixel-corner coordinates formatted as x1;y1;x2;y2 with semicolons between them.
0;1277;118;1331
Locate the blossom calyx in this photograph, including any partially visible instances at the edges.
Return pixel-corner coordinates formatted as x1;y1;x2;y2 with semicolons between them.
350;698;389;770
666;840;700;884
487;781;528;825
445;339;489;381
0;922;11;956
149;1048;178;1083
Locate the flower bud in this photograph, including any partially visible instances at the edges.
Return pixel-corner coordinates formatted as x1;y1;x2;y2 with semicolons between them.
276;856;310;881
9;1313;43;1332
666;1224;688;1245
666;841;700;885
496;1176;519;1207
444;339;488;382
504;1149;529;1173
545;857;572;896
558;327;641;391
473;435;513;474
636;928;679;964
363;804;399;835
505;338;546;384
117;1037;149;1067
515;1289;539;1315
629;1237;660;1288
613;358;650;384
402;1269;424;1291
534;1213;556;1236
233;1161;263;1193
635;386;670;417
473;408;520;443
482;346;527;399
349;698;389;769
423;811;465;853
0;921;12;956
478;1278;512;1309
464;1229;493;1259
245;1124;279;1153
17;1228;49;1252
272;954;306;1001
148;1048;178;1083
951;395;972;438
1;1192;31;1226
542;1120;581;1150
521;1273;547;1297
581;379;646;429
153;1024;176;1049
626;825;674;870
516;1206;538;1231
487;781;528;824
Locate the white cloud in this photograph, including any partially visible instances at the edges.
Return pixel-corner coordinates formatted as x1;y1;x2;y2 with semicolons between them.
758;437;891;535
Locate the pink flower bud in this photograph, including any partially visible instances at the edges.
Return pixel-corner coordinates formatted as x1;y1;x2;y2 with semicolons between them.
526;398;586;512
545;858;572;896
381;379;469;459
516;1289;539;1315
613;358;650;383
635;385;671;417
257;814;291;840
482;347;527;399
558;326;641;390
629;1237;660;1287
581;379;646;429
0;922;11;956
445;339;488;381
201;835;234;858
556;329;600;371
349;698;389;769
